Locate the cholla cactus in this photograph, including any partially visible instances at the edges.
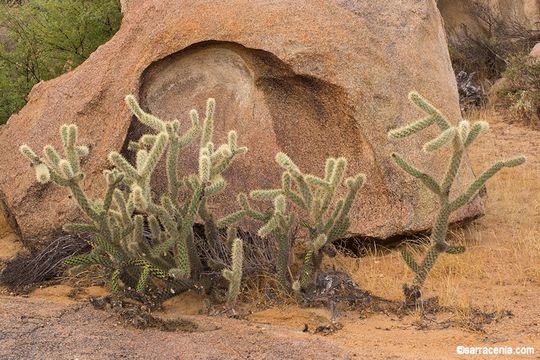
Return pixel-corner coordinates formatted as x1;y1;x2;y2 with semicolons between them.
388;92;526;304
20;97;248;299
222;236;244;308
19;125;152;291
222;152;366;292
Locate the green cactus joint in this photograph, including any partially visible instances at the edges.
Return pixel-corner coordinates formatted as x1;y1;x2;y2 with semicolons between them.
19;96;248;300
225;151;366;293
222;237;244;308
388;91;526;305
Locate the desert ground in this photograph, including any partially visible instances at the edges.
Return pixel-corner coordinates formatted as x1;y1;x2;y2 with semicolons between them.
0;108;538;359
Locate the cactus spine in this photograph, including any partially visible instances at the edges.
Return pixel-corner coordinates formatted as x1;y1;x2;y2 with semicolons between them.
388;91;526;304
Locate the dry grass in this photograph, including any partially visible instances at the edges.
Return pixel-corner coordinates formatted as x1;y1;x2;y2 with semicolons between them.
330;108;540;310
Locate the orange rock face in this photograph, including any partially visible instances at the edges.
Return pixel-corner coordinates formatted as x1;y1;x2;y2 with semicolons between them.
0;0;483;250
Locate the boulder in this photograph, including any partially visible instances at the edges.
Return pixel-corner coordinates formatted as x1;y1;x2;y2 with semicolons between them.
119;0;132;14
530;42;540;59
0;0;484;250
438;0;540;43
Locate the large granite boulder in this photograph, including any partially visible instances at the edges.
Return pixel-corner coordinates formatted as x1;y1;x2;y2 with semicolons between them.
438;0;540;42
0;0;484;250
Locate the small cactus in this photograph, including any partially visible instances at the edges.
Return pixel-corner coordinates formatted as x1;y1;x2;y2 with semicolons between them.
388;92;526;304
222;237;244;308
223;152;366;292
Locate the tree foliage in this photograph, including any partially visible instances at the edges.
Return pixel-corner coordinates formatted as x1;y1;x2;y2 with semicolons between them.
0;0;122;123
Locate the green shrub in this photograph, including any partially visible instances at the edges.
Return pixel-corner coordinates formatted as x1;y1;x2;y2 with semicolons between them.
497;54;540;128
0;0;122;124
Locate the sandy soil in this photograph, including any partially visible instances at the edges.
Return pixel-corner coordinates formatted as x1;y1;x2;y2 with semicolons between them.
0;295;347;360
0;111;539;359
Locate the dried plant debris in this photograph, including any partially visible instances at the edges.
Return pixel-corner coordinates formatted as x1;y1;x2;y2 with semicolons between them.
89;296;198;332
0;234;90;292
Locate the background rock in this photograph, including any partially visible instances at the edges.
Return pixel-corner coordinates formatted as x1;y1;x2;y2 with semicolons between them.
119;0;132;13
530;42;540;59
438;0;540;43
0;0;484;250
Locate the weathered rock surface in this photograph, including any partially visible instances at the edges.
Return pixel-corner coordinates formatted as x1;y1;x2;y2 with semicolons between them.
438;0;540;42
530;42;540;59
0;0;484;250
119;0;132;13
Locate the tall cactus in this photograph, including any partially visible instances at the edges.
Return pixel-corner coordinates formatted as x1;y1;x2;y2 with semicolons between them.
388;92;526;304
221;152;366;292
20;96;248;299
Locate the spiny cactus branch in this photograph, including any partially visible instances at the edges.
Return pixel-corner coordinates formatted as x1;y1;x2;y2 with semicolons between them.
225;151;365;292
222;237;243;308
388;91;526;304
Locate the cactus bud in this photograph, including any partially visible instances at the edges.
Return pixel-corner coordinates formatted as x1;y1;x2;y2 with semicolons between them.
457;120;470;144
76;145;89;157
199;154;211;183
504;156;526;167
228;130;238;149
274;194;286;215
190;109;200;127
206;98;216;121
423;127;456;152
275;152;300;174
312;234;327;251
35;163;50;184
67;124;78;148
